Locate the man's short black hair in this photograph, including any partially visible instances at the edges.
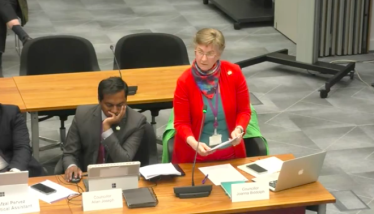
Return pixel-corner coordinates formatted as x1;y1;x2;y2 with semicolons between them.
98;77;128;101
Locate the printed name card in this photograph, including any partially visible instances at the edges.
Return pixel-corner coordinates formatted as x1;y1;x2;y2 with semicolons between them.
82;188;123;212
231;182;269;203
0;194;40;214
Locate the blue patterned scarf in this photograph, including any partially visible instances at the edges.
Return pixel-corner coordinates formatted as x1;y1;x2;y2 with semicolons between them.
191;60;221;99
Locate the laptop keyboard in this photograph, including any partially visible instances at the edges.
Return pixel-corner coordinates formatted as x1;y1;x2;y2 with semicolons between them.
269;180;277;188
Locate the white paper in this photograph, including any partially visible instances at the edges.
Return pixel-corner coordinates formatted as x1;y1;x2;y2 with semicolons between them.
199;164;248;185
29;180;78;204
208;134;242;151
252;172;280;183
140;163;181;180
237;157;283;178
0;156;8;170
256;157;283;173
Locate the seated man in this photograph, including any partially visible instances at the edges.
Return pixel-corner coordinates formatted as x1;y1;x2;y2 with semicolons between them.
62;77;146;182
0;103;44;177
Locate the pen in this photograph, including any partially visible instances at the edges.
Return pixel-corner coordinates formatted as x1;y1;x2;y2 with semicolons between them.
202;174;209;184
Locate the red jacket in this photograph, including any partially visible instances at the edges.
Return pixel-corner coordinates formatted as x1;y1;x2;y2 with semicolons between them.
172;60;251;163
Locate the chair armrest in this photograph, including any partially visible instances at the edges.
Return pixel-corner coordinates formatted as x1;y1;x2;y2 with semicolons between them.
244;137;268;157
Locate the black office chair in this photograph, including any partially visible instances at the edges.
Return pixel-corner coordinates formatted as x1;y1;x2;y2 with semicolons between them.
167;137;268;161
133;122;158;166
20;35;100;151
113;33;190;129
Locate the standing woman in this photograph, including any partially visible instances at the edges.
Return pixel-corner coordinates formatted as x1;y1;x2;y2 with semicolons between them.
172;28;305;214
172;28;251;164
0;0;32;77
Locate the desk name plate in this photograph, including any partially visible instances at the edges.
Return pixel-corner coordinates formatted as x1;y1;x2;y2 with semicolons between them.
0;194;40;214
231;182;269;203
82;188;123;212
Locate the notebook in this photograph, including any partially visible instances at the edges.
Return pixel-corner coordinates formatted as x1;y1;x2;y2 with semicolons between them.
221;181;246;198
122;187;158;208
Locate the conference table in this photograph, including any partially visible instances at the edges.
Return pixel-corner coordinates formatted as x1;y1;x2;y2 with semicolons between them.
0;77;26;111
28;154;334;214
11;65;189;161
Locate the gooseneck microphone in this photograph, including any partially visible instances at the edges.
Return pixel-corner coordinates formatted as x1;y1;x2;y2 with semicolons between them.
109;45;122;79
191;105;207;187
174;105;213;199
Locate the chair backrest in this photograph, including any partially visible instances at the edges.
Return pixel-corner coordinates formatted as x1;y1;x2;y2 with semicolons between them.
20;35;100;76
133;122;158;166
114;33;190;69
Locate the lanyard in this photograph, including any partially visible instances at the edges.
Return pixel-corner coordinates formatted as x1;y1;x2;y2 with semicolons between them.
207;86;219;134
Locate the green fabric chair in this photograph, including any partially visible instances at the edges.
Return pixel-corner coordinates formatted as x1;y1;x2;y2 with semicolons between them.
161;104;268;163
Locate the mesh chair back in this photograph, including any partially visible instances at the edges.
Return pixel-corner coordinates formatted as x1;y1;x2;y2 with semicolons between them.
20;35;100;75
114;33;189;69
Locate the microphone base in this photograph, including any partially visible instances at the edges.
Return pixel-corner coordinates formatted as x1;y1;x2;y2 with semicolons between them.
174;185;213;199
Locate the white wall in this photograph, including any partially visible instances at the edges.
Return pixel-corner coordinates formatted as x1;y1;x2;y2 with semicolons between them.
274;0;299;43
370;0;374;51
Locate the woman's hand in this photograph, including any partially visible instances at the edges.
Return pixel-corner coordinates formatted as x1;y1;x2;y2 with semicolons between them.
187;136;215;156
195;142;215;156
230;126;244;146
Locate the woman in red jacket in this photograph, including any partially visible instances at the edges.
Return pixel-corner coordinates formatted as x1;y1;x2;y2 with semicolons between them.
172;27;305;214
172;28;251;164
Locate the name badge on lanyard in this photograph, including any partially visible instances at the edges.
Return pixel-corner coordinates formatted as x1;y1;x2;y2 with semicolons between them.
208;86;222;146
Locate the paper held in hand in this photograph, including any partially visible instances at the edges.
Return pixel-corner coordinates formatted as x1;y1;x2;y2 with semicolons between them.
139;163;181;180
208;133;243;151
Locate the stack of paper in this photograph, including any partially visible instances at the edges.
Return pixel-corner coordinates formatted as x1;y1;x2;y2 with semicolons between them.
139;163;181;180
29;180;78;204
237;157;283;177
199;164;248;185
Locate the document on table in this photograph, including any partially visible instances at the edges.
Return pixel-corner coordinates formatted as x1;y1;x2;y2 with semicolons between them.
139;163;181;180
29;180;78;204
199;164;248;186
237;156;283;177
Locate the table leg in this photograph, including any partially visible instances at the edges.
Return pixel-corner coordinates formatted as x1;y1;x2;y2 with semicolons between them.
317;204;326;214
31;112;40;161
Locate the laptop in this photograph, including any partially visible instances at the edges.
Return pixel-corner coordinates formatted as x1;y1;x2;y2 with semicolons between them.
85;161;140;192
252;152;326;192
0;171;29;197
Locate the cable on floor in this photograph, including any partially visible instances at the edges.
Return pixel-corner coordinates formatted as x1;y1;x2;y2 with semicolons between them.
329;59;374;89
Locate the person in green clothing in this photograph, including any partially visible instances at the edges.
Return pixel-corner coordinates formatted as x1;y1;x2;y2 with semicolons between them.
0;0;31;77
161;104;268;163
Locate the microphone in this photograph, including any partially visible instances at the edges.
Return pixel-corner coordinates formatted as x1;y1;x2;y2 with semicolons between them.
109;45;122;79
174;105;212;199
192;105;207;186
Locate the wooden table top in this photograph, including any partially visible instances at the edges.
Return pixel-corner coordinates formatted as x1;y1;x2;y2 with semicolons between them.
39;154;334;214
13;65;189;112
0;78;26;111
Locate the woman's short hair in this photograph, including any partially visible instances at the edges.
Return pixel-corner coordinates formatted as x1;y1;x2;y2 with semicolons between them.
193;28;225;52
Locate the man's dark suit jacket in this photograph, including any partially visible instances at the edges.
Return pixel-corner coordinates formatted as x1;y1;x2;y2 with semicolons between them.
62;105;147;172
0;104;43;177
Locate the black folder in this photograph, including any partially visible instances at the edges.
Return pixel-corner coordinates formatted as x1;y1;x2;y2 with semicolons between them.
122;187;158;208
